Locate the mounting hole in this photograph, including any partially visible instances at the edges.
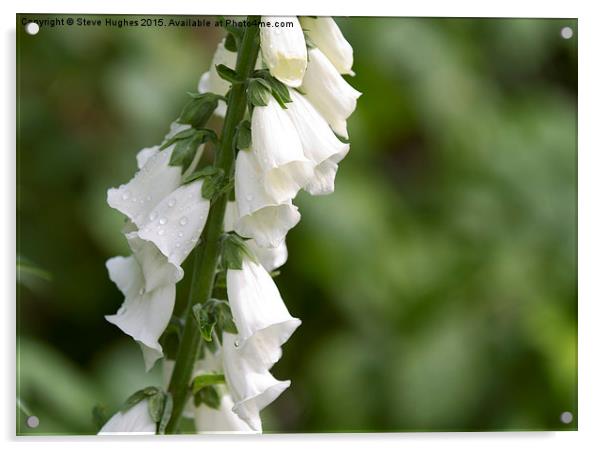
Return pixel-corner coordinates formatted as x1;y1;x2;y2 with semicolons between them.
560;26;573;40
26;415;39;428
25;22;40;35
560;411;573;424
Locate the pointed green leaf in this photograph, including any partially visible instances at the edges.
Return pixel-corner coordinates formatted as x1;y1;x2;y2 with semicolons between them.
247;77;272;107
216;64;240;84
178;92;220;129
191;373;226;394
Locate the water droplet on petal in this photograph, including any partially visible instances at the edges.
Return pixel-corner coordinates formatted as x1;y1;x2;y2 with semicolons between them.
168;198;176;207
158;229;165;236
245;194;253;201
175;243;181;248
121;191;130;201
179;217;188;226
150;211;158;221
159;217;168;225
146;195;152;202
177;232;184;238
234;340;240;348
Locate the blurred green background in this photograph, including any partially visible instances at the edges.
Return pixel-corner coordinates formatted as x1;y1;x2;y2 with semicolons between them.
16;15;577;434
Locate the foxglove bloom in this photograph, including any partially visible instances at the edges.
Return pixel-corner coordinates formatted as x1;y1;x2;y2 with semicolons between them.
105;253;176;370
251;96;314;203
98;399;156;435
198;38;237;117
194;391;257;433
234;149;301;248
224;201;288;271
301;48;361;139
227;256;300;366
286;89;350;195
300;17;354;75
260;16;307;87
222;332;291;431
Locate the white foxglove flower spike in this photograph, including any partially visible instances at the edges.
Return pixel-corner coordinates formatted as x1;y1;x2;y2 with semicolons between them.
105;256;175;370
301;47;362;139
222;332;291;431
234;150;301;248
226;257;301;366
286;89;350;195
251;96;314;203
260;16;307;87
99;399;156;435
300;17;354;75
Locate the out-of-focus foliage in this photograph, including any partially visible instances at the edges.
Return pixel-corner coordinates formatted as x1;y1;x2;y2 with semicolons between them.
17;16;577;434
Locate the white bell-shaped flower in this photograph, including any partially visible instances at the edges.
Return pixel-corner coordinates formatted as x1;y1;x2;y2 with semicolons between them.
198;38;238;117
222;332;291;431
301;48;362;139
99;399;156;435
194;391;258;434
300;17;354;75
227;257;300;365
234;150;301;248
251;96;314;202
286;89;350;195
224;201;289;271
137;180;210;267
246;239;288;272
260;16;307;87
107;146;182;228
126;232;183;292
105;255;175;370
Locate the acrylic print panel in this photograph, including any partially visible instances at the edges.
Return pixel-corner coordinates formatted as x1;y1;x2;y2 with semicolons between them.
16;14;577;435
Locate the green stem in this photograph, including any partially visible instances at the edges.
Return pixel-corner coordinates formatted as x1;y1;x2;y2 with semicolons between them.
165;17;261;434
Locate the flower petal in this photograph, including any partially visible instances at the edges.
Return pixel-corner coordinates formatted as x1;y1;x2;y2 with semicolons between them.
251;97;314;202
99;399;156;435
227;258;301;364
125;232;183;292
107;146;182;228
105;258;175;371
137;180;210;267
301;48;362;139
246;239;288;272
286;90;350;195
260;16;307;87
300;17;354;75
194;392;258;434
234;150;301;248
222;333;290;431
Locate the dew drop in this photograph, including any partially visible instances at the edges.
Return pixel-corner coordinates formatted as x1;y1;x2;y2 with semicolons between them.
121;191;130;201
149;211;158;221
245;194;253;201
158;229;165;236
234;340;240;348
175;243;181;248
168;198;176;207
159;217;168;225
146;195;152;202
178;232;184;238
179;217;188;226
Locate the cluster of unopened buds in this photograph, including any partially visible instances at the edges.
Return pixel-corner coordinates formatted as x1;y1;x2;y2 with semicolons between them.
99;15;360;434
